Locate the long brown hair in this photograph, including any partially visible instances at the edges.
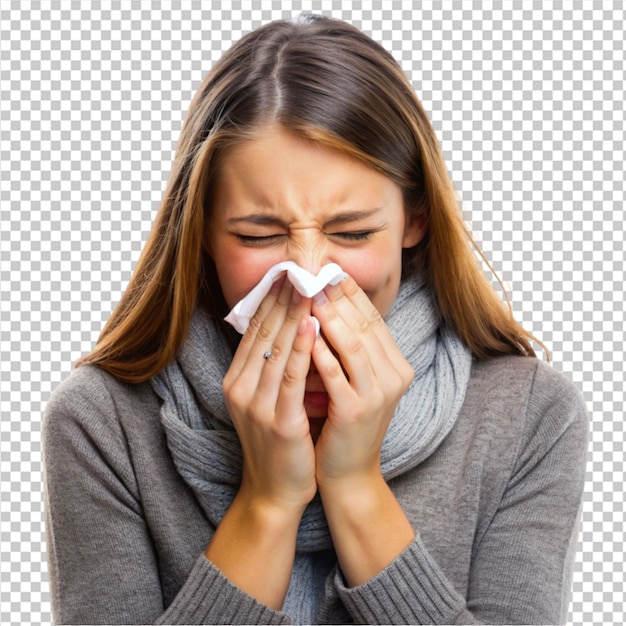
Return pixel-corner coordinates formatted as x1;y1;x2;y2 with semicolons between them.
77;15;546;382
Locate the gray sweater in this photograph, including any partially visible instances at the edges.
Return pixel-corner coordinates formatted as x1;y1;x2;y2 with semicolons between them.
43;355;588;625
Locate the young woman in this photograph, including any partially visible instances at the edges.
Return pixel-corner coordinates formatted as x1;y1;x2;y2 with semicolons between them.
43;15;588;625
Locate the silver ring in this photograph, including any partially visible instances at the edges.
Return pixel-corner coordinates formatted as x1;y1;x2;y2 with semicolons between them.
263;349;272;360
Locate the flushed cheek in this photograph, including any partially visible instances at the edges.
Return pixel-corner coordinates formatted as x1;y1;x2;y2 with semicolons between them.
216;251;397;313
215;252;284;309
341;259;398;314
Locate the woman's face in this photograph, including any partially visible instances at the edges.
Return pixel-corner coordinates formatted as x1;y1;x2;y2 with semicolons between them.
208;124;424;424
208;124;424;319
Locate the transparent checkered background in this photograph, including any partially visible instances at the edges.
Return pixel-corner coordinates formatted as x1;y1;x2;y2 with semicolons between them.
1;1;623;624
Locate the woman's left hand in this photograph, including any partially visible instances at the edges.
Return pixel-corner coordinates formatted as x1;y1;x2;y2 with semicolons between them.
311;275;414;488
310;275;416;586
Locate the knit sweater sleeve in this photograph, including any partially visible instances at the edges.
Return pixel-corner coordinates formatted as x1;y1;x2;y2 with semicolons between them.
43;367;290;625
333;360;589;625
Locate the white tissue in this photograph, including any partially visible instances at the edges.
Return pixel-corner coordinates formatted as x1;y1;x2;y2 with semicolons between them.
224;261;348;334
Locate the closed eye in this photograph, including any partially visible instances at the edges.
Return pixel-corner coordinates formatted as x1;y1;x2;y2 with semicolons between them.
329;230;375;241
235;234;284;245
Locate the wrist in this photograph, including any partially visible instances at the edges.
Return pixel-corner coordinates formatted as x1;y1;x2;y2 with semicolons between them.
318;472;415;588
205;488;307;610
234;485;309;531
318;470;388;518
317;465;383;502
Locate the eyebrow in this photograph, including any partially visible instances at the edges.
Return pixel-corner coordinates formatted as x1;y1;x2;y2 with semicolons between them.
226;208;383;229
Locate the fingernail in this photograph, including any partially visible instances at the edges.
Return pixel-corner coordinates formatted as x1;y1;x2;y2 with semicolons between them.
298;316;321;336
313;290;328;306
312;317;320;336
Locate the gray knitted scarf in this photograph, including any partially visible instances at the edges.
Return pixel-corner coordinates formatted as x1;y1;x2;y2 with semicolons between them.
151;276;472;553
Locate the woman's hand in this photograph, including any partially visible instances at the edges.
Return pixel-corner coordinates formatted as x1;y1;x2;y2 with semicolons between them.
206;277;318;610
310;276;416;587
311;276;414;487
223;277;318;514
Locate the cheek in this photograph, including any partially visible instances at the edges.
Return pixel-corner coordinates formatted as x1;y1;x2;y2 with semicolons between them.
214;249;282;309
342;259;386;291
214;243;403;312
339;254;401;315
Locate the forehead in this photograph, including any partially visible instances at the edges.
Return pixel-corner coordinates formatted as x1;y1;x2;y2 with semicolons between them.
211;125;403;217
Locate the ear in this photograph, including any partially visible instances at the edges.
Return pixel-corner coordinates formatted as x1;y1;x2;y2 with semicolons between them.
402;213;427;248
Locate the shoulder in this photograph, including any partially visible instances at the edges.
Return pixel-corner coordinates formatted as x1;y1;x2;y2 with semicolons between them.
46;364;155;418
468;355;587;420
46;364;122;412
43;365;157;459
467;355;589;466
43;365;165;511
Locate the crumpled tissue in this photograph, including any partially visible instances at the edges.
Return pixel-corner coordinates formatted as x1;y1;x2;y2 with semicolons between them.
224;261;347;335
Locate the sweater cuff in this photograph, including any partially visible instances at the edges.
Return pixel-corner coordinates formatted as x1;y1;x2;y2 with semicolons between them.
157;554;291;625
335;537;470;625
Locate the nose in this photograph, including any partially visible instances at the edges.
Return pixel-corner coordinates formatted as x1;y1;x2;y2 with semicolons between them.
287;232;329;276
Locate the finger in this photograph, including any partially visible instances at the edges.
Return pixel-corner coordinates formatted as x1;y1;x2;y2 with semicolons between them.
311;331;354;406
328;276;404;360
226;275;291;385
254;290;313;411
313;277;412;393
274;314;317;431
312;279;384;394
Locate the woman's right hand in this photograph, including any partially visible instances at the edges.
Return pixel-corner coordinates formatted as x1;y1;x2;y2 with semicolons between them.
222;276;318;516
206;277;318;610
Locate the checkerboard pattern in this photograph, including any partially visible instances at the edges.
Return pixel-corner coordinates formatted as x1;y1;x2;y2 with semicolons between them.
1;2;623;624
